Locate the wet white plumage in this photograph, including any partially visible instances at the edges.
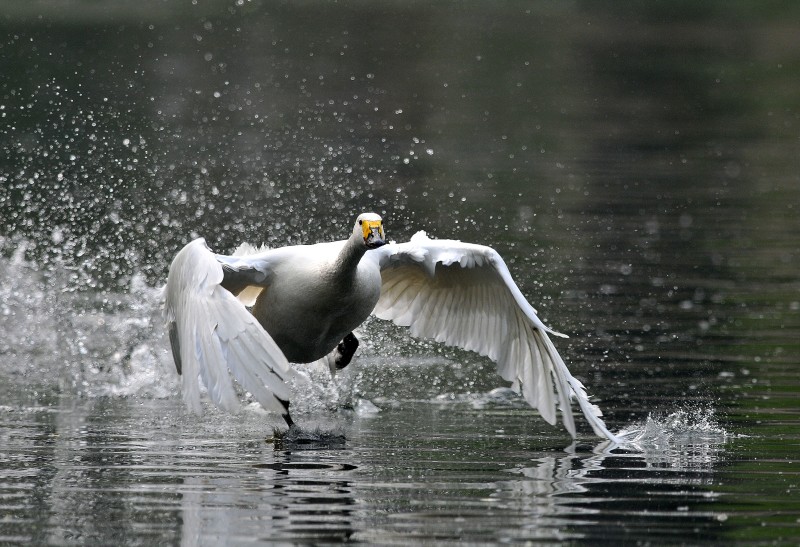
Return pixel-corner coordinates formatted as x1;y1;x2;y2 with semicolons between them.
163;213;620;442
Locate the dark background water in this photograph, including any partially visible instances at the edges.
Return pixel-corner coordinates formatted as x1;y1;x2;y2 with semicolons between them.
1;1;799;544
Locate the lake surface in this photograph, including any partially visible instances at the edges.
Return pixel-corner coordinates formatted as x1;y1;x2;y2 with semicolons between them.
1;1;799;544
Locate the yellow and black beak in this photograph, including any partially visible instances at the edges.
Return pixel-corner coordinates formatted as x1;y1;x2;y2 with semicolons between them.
361;219;386;249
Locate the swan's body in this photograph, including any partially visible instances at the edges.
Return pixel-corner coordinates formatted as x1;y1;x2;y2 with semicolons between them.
243;240;382;363
164;213;620;442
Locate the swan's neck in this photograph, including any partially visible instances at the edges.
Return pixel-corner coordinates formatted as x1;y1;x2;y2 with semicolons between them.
332;235;366;282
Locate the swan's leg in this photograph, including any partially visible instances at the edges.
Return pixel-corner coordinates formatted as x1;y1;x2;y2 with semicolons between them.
334;332;359;371
279;398;294;427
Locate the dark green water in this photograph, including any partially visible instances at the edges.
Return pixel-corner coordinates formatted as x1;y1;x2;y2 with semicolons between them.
1;1;798;544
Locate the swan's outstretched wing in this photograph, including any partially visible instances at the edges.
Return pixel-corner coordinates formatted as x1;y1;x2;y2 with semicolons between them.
162;238;295;419
371;232;619;442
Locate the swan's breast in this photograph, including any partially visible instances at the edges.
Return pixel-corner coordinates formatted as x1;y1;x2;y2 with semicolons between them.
251;256;381;362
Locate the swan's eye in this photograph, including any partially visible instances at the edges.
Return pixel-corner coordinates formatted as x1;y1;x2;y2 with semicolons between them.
358;220;363;225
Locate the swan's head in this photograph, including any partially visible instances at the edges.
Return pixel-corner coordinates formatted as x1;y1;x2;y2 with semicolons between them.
355;212;385;249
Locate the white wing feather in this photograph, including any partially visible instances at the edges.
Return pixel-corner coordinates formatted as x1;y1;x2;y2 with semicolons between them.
163;238;295;417
372;231;619;442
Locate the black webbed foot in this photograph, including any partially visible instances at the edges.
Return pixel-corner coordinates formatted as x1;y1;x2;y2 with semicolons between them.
269;424;346;450
334;332;359;371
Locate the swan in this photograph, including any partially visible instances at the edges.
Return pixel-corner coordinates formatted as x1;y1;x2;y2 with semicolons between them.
163;212;620;442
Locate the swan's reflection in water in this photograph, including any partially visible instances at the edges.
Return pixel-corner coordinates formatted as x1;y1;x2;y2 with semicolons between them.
0;396;732;544
343;410;729;543
178;449;359;545
490;416;729;542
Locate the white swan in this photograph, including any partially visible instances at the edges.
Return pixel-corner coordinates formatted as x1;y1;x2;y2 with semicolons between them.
163;212;620;442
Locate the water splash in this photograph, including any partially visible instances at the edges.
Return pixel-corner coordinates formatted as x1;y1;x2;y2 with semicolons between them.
616;407;728;444
0;241;176;404
610;406;729;470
